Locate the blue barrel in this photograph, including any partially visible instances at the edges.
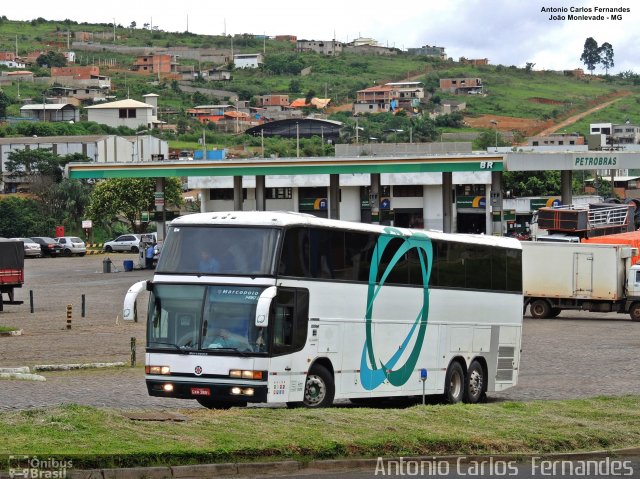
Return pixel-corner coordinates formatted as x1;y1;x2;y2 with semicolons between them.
123;260;134;272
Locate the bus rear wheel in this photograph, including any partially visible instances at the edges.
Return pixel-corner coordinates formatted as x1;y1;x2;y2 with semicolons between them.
302;364;334;408
464;360;486;404
444;361;465;404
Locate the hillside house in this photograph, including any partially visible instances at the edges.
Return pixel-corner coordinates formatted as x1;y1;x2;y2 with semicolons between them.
50;65;111;89
439;78;483;94
187;105;237;123
131;54;179;74
48;86;110;105
459;57;489;65
344;44;396;56
0;59;26;69
19;103;79;122
275;35;297;42
233;53;263;69
527;133;585;147
296;39;343;55
407;45;447;59
86;94;159;130
354;82;424;114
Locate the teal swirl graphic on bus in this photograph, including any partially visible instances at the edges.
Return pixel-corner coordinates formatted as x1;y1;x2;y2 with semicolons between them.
359;227;433;390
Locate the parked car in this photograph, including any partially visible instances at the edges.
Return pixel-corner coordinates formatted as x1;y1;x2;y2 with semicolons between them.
9;238;42;258
55;236;87;256
103;234;142;253
30;237;64;257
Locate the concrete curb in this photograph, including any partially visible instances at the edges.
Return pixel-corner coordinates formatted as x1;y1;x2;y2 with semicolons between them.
33;362;127;372
0;367;30;374
0;329;23;337
0;372;46;381
16;447;638;479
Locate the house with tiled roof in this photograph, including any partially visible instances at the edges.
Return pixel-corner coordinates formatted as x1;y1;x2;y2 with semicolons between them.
354;82;424;114
85;94;159;129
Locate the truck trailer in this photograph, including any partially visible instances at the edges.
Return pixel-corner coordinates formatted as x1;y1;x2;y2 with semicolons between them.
522;242;640;321
0;239;25;309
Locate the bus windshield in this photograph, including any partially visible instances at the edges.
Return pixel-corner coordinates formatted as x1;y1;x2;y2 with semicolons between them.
147;284;268;354
156;226;280;275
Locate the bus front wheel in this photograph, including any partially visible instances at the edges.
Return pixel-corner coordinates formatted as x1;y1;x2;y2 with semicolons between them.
302;364;335;408
629;302;640;322
444;361;465;404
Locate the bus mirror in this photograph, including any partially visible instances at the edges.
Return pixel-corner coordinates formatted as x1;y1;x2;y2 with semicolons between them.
255;286;277;328
123;280;148;322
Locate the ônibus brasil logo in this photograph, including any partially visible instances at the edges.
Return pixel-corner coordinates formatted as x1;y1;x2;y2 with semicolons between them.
360;228;433;390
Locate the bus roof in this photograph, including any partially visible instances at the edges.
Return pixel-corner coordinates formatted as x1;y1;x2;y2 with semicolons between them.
170;211;521;250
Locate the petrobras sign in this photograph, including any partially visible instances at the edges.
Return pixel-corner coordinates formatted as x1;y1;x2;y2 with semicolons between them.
573;154;617;168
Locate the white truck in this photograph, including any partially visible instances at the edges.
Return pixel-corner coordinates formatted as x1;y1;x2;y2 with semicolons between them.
522;242;640;321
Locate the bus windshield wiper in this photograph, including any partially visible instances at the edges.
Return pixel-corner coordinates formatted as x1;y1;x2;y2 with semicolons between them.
148;341;190;354
210;347;249;357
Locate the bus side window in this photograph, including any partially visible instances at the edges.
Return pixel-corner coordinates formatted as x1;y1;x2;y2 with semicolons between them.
272;288;309;355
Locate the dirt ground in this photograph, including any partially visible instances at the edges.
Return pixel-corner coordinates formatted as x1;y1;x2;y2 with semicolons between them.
464;90;632;137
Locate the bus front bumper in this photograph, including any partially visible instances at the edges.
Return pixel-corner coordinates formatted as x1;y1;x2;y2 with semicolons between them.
146;378;268;403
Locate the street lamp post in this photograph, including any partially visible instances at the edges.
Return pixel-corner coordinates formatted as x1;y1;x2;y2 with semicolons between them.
490;120;498;151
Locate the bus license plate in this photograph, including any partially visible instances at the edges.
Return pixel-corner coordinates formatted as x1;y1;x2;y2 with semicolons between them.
191;387;210;396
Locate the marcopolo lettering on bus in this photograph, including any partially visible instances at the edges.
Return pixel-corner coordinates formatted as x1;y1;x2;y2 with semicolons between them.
574;156;617;167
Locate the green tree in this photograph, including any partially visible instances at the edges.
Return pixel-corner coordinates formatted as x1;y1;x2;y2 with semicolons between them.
473;130;509;150
36;51;68;68
580;37;600;75
0;90;11;117
0;196;56;237
263;53;305;75
502;171;561;197
599;42;614;74
86;178;183;233
5;148;65;183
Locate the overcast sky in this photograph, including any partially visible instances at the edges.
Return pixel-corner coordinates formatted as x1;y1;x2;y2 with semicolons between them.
3;0;638;73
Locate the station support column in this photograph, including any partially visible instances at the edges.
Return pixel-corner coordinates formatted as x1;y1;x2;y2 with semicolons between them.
370;173;380;224
255;175;266;211
441;172;453;233
233;176;243;211
485;182;493;235
155;177;165;242
329;174;340;220
490;171;504;236
561;170;573;206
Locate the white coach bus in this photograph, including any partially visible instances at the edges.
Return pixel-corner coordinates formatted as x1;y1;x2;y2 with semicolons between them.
123;211;523;408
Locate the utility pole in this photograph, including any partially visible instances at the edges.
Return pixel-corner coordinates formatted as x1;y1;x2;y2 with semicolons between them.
113;18;116;42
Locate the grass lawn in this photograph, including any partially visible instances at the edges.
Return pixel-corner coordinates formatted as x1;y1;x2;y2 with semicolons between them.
1;396;639;469
0;326;17;333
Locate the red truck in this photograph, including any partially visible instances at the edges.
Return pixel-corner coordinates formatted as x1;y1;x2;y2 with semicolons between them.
0;239;24;309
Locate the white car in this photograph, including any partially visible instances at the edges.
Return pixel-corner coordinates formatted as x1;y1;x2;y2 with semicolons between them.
55;236;87;256
104;234;142;253
10;238;42;257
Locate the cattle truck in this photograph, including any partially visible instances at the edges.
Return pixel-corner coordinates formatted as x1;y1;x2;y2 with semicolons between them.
522;241;640;321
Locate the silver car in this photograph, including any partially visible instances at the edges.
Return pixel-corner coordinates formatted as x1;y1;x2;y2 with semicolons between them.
103;234;142;253
10;238;42;257
55;236;87;256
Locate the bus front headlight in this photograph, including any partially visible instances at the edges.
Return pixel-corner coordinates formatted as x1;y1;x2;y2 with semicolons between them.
146;366;171;375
